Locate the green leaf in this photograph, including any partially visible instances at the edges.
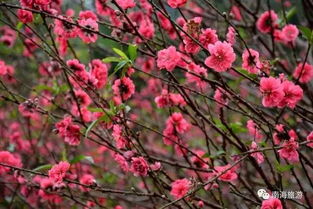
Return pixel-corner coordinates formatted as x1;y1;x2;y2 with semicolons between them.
276;163;294;173
259;141;267;147
85;119;99;138
299;26;313;44
61;149;67;161
113;48;128;59
270;58;280;66
286;7;297;22
88;107;104;112
114;60;129;71
102;57;123;63
33;164;52;172
58;84;69;93
109;60;129;78
202;153;210;158
16;22;23;30
114;104;131;113
34;14;42;24
234;67;257;79
230;122;247;133
70;155;94;164
98;114;111;123
213;118;227;131
238;27;247;39
215;150;226;156
207;150;226;159
34;84;54;92
102;173;118;184
128;44;138;62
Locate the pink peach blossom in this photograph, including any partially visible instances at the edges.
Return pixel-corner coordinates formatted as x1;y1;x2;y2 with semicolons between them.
205;41;236;72
256;10;278;33
170;178;191;199
157;46;182;71
48;161;70;184
259;77;284;107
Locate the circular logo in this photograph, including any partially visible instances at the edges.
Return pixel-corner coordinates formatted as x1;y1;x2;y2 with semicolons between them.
263;192;270;200
257;189;269;199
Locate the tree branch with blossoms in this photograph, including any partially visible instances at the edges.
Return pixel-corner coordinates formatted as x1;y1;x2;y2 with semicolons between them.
0;0;313;209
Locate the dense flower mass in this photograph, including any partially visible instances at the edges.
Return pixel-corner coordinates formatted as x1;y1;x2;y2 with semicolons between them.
90;59;108;89
278;80;303;108
1;0;313;208
55;116;81;146
77;11;99;43
112;124;128;149
155;89;186;108
48;161;70;184
259;76;303;108
0;151;22;175
38;177;62;203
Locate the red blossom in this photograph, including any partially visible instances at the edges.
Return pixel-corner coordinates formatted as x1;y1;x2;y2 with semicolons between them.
48;161;70;184
170;178;191;199
256;10;278;34
205;41;236;72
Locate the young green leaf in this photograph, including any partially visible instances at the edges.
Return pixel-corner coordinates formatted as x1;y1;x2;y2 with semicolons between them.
286;7;297;22
206;150;226;159
299;26;313;44
33;164;52;172
70;155;94;164
230;122;247;133
87;107;104;112
16;22;23;30
113;48;128;59
109;60;129;78
128;44;138;62
275;163;294;173
102;57;123;63
85;119;99;138
34;84;54;92
102;173;118;184
61;149;67;161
